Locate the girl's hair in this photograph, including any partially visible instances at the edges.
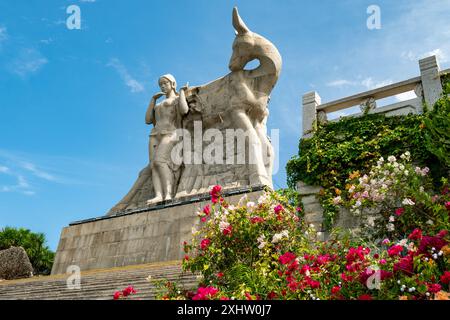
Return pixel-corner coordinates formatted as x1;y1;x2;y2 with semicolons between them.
159;74;177;91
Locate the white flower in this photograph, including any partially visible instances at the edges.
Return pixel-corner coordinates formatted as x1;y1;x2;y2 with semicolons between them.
389;216;395;222
419;186;424;193
246;201;255;208
388;156;396;163
219;220;230;233
228;205;236;211
404;170;409;176
146;275;152;282
257;234;266;249
393;162;399;168
257;195;267;205
272;230;289;243
355;200;362;208
348;185;355;193
399;164;405;170
387;223;395;231
402;198;415;206
333;196;342;205
426;219;434;225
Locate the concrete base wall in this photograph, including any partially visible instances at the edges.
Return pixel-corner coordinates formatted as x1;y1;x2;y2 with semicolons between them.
51;189;264;275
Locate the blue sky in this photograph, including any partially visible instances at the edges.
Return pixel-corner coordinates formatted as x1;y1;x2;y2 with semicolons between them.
1;0;449;251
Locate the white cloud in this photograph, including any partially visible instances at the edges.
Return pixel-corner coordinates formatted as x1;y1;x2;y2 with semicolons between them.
326;77;393;90
0;165;9;174
9;48;48;78
107;58;145;93
401;48;448;64
20;162;57;182
326;79;356;87
0;26;7;43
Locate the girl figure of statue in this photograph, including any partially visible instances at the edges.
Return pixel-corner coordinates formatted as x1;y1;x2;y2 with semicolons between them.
145;74;189;203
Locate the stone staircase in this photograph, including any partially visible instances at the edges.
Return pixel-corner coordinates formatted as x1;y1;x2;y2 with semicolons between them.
0;260;198;300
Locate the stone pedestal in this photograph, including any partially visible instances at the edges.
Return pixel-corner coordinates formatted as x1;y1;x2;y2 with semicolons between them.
51;186;265;275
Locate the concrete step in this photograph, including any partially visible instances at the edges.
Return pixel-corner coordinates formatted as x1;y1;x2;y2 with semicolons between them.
0;260;199;300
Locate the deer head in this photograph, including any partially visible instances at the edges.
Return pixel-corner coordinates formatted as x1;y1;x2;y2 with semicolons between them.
228;7;281;80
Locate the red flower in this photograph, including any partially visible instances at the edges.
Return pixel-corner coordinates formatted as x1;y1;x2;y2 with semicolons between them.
358;294;373;300
183;255;189;261
267;291;277;300
296;207;302;212
418;234;447;255
201;217;207;223
393;255;414;275
408;228;423;241
210;185;222;203
200;238;211;250
279;252;297;265
250;216;265;224
387;245;404;257
217;272;224;278
203;205;211;216
427;283;442;293
331;286;341;294
122;286;136;297
395;207;405;216
220;297;230;300
274;204;284;215
245;292;254;300
113;291;121;300
222;225;232;236
440;271;450;285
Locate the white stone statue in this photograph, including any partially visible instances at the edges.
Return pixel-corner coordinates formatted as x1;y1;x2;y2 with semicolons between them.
145;74;189;203
107;7;281;215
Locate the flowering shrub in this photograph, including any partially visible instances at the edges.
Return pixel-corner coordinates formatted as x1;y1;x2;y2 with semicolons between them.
155;186;450;300
339;152;449;242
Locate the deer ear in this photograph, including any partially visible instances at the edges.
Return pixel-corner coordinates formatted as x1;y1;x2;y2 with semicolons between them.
232;7;250;35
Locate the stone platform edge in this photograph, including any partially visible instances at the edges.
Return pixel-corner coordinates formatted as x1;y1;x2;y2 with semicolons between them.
70;184;267;226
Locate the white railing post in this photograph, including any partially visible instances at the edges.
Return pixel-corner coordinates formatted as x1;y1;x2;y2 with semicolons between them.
419;55;443;109
302;91;321;138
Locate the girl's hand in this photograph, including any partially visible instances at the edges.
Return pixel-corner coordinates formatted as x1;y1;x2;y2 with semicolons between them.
153;92;165;100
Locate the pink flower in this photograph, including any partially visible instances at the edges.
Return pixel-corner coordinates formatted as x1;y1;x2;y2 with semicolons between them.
200;238;211;250
201;217;207;223
192;286;219;300
445;201;450;211
203;205;211;216
113;291;121;300
395;208;405;216
279;252;296;265
408;228;423;241
387;245;404;257
379;259;387;265
296;207;302;212
274;204;284;215
381;239;390;245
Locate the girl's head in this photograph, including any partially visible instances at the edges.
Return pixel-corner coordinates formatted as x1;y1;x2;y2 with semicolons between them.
158;74;177;94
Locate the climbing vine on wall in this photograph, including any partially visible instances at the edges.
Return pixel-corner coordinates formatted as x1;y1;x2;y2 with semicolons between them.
286;79;450;229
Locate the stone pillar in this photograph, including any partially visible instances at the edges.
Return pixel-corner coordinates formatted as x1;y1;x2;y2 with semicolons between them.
297;181;324;239
419;55;443;109
302;91;321;138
